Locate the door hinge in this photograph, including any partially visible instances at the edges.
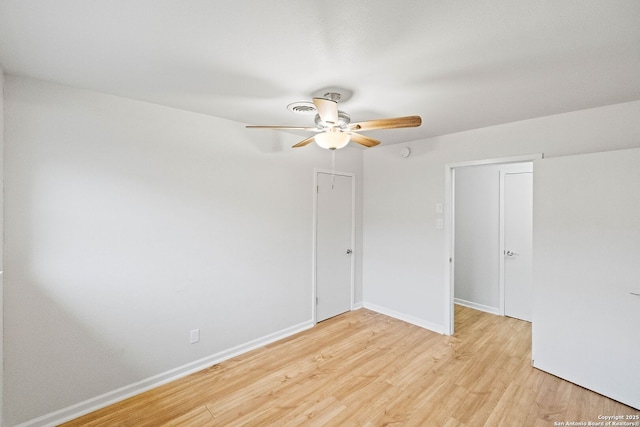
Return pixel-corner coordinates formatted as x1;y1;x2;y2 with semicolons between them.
316;297;318;305
449;257;452;263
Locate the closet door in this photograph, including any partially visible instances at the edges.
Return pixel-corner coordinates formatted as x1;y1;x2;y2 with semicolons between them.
315;172;354;322
533;148;640;409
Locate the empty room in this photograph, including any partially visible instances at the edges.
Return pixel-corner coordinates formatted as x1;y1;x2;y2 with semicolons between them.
0;1;639;426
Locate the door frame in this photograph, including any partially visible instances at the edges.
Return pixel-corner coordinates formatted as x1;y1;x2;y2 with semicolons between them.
499;165;533;318
444;154;542;335
312;169;356;324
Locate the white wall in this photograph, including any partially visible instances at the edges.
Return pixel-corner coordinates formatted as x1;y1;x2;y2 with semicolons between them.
3;76;364;426
363;100;640;333
1;67;5;427
532;148;640;409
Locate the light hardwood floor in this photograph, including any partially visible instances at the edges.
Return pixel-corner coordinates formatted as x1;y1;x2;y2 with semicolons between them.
62;306;638;426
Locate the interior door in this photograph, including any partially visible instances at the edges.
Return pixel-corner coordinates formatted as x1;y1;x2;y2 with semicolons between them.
533;148;640;409
503;172;533;322
315;172;353;322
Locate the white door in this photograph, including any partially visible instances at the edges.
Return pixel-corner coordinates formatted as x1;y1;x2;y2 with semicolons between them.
533;148;640;409
315;172;353;322
503;172;533;322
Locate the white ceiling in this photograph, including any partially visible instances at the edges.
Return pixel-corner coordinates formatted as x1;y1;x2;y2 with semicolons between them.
1;0;639;145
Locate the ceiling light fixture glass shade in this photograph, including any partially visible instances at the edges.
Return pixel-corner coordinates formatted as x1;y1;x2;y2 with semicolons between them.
315;129;350;150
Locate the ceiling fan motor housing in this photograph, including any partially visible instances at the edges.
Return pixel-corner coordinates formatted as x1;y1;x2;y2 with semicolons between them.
315;111;351;129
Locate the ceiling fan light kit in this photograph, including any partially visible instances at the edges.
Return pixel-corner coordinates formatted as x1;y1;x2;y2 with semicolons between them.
247;92;422;150
315;128;351;150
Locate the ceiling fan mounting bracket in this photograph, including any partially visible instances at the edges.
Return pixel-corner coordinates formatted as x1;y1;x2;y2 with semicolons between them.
311;87;353;103
323;92;342;102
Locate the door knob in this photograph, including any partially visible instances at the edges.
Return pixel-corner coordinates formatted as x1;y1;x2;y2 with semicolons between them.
505;250;517;256
346;249;353;254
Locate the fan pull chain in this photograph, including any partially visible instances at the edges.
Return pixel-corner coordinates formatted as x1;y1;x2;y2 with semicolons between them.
331;149;336;189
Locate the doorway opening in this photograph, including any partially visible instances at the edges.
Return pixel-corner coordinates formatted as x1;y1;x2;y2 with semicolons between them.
444;154;542;335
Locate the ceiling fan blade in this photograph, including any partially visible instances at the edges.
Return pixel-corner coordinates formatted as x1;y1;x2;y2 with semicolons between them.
313;98;339;126
246;125;318;131
350;115;422;131
292;135;316;148
349;132;381;148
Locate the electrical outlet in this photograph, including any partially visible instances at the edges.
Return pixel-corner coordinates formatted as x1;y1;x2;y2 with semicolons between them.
190;329;200;344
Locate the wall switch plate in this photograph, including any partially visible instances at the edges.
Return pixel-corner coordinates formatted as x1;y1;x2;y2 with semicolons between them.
436;218;444;229
190;329;200;344
436;203;443;213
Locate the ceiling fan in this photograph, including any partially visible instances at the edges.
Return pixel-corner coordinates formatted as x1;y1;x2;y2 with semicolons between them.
246;93;422;150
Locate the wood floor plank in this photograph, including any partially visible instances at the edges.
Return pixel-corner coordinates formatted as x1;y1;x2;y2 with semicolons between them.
61;306;638;426
163;406;215;426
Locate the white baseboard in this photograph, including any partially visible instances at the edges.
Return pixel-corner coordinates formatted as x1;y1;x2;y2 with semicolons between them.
19;319;315;427
363;302;445;335
352;301;364;310
454;298;500;315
